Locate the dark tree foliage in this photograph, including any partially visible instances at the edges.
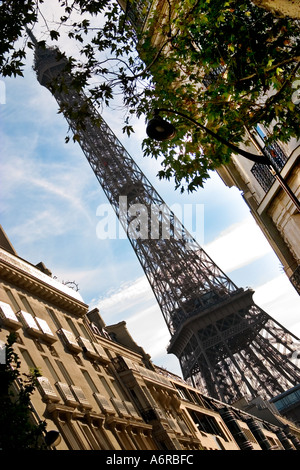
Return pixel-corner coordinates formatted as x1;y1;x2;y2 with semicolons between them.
0;0;38;76
0;333;46;450
139;0;300;190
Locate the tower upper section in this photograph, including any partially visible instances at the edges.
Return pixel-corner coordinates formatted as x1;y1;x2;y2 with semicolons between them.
34;46;68;88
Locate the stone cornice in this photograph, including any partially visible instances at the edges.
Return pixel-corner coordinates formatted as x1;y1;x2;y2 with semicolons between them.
0;248;88;316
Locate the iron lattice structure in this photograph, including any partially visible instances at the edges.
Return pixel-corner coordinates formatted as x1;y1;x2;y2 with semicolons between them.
33;45;300;404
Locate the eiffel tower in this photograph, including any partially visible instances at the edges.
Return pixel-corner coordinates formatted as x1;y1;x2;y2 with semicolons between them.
32;41;300;405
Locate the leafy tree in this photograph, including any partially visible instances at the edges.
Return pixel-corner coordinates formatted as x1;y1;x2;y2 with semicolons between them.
0;0;38;77
0;0;299;192
0;333;47;450
138;0;300;190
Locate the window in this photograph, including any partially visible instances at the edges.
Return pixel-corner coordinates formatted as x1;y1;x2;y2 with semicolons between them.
111;378;127;400
55;359;74;385
99;376;115;398
274;389;300;411
78;423;101;450
190;410;228;441
46;308;61;329
251;125;289;192
34;339;44;352
78;322;91;340
19;348;36;370
66;317;80;338
190;391;206;407
4;288;20;312
43;356;61;382
256;125;266;141
82;370;98;394
19;295;35;315
176;386;189;401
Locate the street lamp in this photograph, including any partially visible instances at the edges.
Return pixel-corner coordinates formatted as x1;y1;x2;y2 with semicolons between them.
146;108;300;212
45;429;61;448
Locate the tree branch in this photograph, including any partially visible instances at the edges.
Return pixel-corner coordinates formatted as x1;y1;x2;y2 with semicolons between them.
234;55;300;85
250;60;300;123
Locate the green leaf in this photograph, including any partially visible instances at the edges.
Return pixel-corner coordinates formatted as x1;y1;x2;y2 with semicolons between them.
50;30;60;41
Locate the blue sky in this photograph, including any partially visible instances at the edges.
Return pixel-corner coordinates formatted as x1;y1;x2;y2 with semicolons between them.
1;7;300;375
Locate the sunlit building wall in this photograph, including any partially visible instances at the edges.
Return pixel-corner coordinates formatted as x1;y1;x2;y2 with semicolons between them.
1;225;299;450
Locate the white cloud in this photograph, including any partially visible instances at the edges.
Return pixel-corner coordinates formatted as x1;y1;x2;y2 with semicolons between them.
8;209;68;244
0;133;98;244
253;274;300;337
95;276;151;309
203;217;272;273
90;274;172;358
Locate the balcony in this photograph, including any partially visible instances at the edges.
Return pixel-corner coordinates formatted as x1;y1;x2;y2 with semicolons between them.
112;355;136;372
34;317;57;344
202;66;226;88
55;381;78;407
250;141;289;193
124;401;142;421
16;310;57;343
76;336;110;363
54;382;92;410
37;376;60;403
70;385;92;410
137;364;173;388
17;310;42;338
251;162;275;193
111;398;132;419
0;301;21;330
93;393;116;415
264;141;289;173
92;342;110;364
58;328;82;353
76;336;99;359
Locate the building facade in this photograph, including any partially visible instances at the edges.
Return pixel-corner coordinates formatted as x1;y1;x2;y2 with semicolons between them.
217;131;300;294
1;225;300;450
122;0;300;294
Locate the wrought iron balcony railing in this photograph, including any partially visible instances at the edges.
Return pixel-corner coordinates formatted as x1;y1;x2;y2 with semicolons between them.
251;141;289;193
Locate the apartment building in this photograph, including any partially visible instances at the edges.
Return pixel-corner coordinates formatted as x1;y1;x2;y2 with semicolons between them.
1;225;300;450
217;131;300;294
